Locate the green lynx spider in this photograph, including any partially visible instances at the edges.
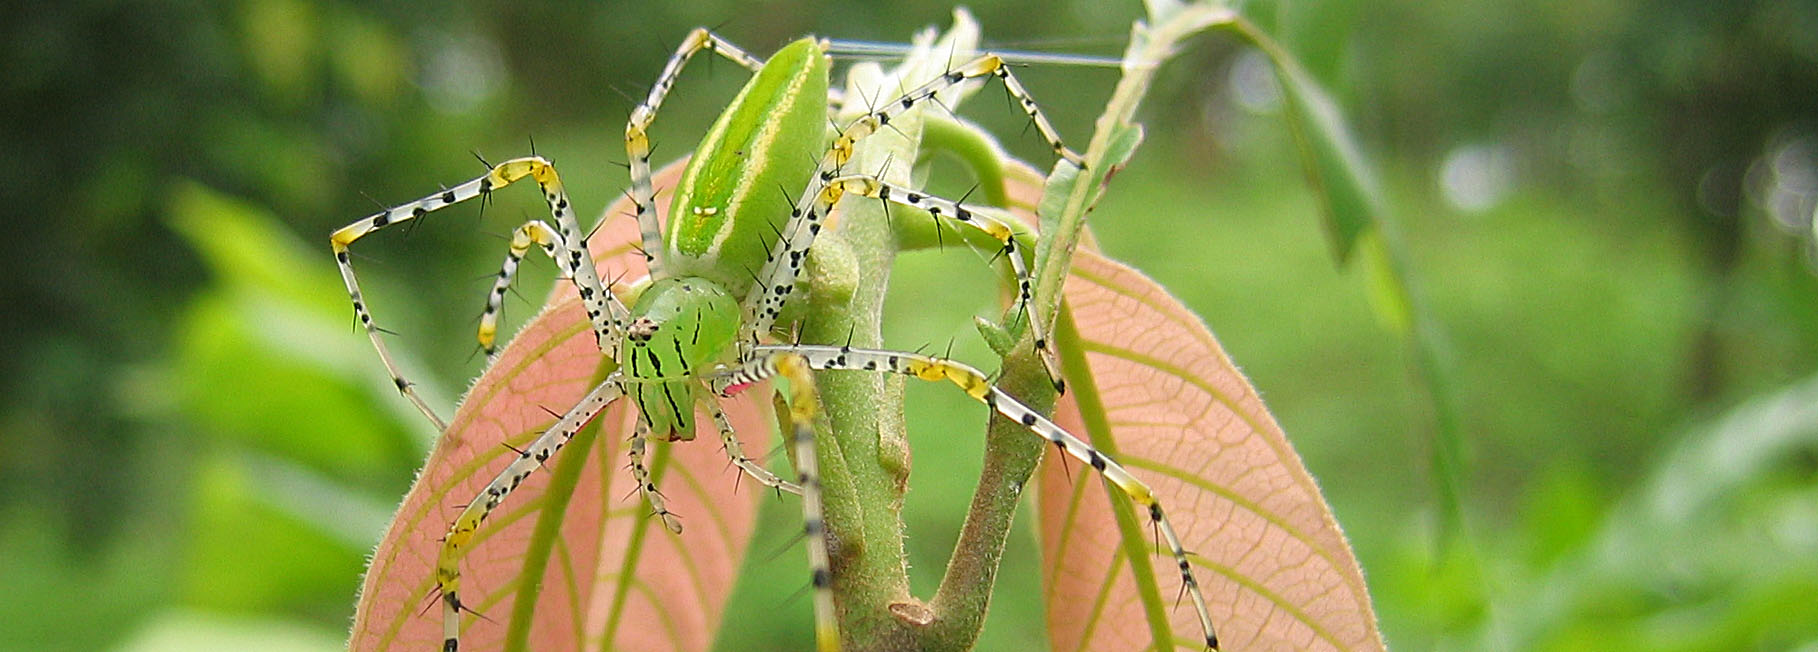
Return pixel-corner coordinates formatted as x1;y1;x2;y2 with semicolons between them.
331;29;1217;651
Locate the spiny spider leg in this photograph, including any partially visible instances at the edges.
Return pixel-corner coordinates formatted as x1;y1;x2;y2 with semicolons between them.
433;378;806;651
479;219;631;361
436;375;624;652
627;418;684;533
331;157;625;428
704;392;803;494
746;343;1221;651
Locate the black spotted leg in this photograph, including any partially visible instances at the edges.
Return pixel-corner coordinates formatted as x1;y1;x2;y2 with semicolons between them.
436;375;624;651
433;357;807;652
745;343;1220;651
331;157;623;429
703;395;803;495
480;219;631;362
627;419;684;533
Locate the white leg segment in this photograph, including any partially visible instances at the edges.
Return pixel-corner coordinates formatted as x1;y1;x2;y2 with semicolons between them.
703;396;803;495
627;418;684;533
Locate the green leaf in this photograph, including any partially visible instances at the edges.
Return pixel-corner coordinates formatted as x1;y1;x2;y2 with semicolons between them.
1229;18;1386;265
184;454;367;614
1357;230;1414;337
1485;373;1818;649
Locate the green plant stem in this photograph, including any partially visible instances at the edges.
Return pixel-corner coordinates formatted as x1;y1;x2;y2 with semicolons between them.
1032;5;1235;322
803;29;986;647
919;116;1013;208
805;129;918;652
920;5;1237;649
803;8;1275;647
922;336;1055;649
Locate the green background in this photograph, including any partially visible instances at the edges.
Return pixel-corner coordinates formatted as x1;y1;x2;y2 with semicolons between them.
3;0;1816;650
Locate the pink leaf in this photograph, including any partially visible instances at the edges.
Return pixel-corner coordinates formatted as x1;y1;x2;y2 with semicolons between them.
1039;250;1385;651
350;160;767;652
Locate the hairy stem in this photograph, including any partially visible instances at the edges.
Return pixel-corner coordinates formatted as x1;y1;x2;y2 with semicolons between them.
808;18;983;650
924;333;1054;649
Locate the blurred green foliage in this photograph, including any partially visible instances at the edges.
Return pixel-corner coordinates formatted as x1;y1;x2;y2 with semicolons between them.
2;0;1815;650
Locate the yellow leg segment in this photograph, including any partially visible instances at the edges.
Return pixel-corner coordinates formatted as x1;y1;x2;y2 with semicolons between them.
477;220;563;354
